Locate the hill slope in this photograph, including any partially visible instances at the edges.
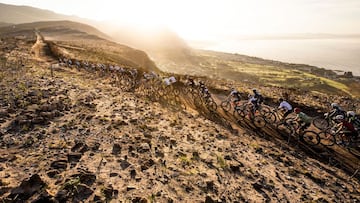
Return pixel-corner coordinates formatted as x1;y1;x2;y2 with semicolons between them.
0;20;360;202
0;3;81;24
0;21;159;73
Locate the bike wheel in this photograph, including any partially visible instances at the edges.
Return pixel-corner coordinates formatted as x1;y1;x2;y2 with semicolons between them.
221;101;231;112
312;118;329;130
263;111;277;124
207;100;218;112
318;130;336;146
301;131;320;146
253;116;266;128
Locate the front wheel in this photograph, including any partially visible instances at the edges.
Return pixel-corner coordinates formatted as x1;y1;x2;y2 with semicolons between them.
301;131;320;146
312;117;329;130
318;130;336;146
221;101;231;112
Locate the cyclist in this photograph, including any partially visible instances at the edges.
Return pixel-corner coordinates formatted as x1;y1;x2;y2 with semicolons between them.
347;111;360;130
229;87;242;106
278;98;293;120
199;81;210;98
249;88;264;113
294;107;312;131
334;115;358;140
327;103;346;119
187;78;196;87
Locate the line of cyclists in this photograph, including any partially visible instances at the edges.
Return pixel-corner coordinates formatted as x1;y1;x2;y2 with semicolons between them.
56;57;359;146
225;84;359;143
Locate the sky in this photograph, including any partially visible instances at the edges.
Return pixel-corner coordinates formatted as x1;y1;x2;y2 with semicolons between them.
1;0;360;40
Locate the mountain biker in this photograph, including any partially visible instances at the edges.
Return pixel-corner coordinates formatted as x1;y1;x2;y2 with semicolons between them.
249;88;264;113
278;98;293;120
229;87;242;105
327;103;346;119
294;107;312;131
199;81;210;98
187;78;196;87
347;111;360;130
334;115;358;139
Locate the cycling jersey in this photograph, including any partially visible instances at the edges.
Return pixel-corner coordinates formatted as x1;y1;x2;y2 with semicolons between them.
279;101;292;111
296;112;312;124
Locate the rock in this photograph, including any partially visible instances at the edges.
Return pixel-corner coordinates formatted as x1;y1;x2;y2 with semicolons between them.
138;143;150;153
46;169;60;178
205;195;217;203
131;197;147;203
78;173;96;186
120;159;131;170
102;185;118;200
127;185;137;191
63;183;93;202
112;144;121;155
67;153;82;163
50;160;68;170
7;174;46;201
130;169;137;179
140;159;155;171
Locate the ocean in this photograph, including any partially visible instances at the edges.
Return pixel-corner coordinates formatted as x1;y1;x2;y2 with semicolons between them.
193;38;360;76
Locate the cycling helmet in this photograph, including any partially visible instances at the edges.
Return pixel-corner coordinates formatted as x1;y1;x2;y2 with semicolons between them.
294;107;301;113
335;115;344;120
331;103;339;109
347;111;356;117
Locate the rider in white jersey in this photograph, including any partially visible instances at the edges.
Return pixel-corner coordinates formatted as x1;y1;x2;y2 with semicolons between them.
278;98;293;120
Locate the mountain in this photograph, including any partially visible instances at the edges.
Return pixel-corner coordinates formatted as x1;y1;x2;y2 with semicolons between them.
0;20;159;72
0;3;81;24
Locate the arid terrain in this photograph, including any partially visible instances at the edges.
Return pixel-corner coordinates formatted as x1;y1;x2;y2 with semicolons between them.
0;21;360;203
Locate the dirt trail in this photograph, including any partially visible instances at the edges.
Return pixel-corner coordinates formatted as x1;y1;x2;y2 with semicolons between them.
30;31;55;62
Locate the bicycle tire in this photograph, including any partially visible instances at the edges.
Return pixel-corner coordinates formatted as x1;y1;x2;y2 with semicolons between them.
318;130;336;146
207;100;218;112
221;101;231;112
301;131;320;146
312;117;330;130
253;116;266;128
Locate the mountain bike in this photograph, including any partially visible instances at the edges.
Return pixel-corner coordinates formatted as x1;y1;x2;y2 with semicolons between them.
312;112;337;130
276;118;320;146
319;127;360;157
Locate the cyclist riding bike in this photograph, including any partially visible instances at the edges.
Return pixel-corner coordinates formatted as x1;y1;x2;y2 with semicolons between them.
278;98;293;120
248;88;264;113
294;107;312;131
326;103;346;119
347;111;360;130
199;81;211;99
187;78;196;87
229;88;242;104
334;115;358;140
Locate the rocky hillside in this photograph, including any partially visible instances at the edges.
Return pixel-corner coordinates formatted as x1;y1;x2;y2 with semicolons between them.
0;26;360;203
